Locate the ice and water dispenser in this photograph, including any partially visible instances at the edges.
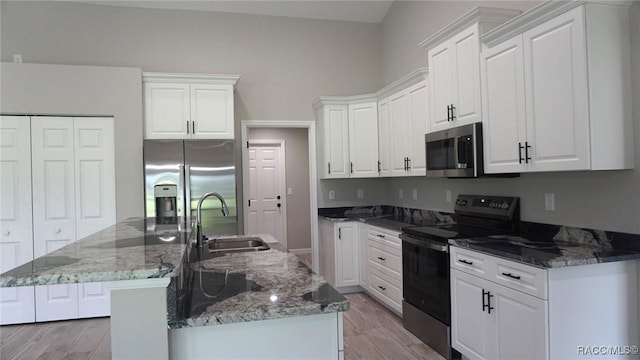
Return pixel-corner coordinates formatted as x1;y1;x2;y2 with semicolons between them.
154;184;177;224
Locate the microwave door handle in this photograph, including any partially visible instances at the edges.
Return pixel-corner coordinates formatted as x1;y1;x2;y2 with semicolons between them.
453;137;460;169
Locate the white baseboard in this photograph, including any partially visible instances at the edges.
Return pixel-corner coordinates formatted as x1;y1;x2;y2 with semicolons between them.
288;248;312;255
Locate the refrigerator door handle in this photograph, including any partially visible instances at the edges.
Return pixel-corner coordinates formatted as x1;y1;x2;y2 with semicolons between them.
185;164;192;220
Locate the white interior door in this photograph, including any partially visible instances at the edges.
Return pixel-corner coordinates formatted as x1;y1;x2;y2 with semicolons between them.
74;117;115;318
31;117;79;322
0;115;35;325
247;141;287;247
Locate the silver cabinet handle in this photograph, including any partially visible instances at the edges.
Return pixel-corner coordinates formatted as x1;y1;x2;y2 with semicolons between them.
55;228;61;234
4;231;10;236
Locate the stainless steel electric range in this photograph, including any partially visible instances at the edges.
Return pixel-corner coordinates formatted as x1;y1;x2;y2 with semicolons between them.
400;194;520;359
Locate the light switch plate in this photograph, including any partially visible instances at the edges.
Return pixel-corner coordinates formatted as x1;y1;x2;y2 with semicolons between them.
329;190;335;200
412;189;418;201
287;187;293;195
446;190;452;203
357;189;364;199
398;189;403;199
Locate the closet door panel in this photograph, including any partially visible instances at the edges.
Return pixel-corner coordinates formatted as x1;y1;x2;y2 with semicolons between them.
31;117;79;322
74;117;115;318
0;116;35;325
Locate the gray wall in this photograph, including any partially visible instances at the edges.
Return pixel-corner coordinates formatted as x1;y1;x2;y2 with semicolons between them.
380;0;541;86
0;1;382;121
0;1;382;221
0;62;143;221
248;128;311;250
378;1;640;234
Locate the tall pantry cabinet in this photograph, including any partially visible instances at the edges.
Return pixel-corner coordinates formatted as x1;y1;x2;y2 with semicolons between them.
0;115;116;325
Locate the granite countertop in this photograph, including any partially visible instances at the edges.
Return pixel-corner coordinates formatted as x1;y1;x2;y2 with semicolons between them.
0;218;189;287
450;234;640;269
319;206;454;232
171;233;349;329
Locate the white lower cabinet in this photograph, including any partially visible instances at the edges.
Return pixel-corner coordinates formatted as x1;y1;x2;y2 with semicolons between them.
319;219;359;288
364;225;402;315
0;115;115;325
451;246;639;360
451;268;547;360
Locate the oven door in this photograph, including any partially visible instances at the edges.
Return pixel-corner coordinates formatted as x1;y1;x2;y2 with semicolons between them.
401;234;451;325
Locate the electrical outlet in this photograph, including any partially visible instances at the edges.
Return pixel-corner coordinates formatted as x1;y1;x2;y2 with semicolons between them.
398;189;403;200
328;190;335;200
287;187;293;196
13;54;22;63
545;193;555;211
412;189;418;201
446;190;452;203
357;188;364;199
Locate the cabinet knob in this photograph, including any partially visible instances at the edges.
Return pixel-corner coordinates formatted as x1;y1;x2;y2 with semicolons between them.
55;228;62;234
3;231;9;236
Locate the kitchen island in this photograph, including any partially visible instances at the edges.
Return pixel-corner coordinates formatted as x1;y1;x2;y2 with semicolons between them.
0;218;349;360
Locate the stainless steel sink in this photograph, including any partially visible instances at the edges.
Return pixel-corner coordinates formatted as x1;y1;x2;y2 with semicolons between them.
205;236;270;253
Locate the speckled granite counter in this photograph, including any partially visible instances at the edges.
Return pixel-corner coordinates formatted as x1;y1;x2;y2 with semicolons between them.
171;233;349;329
450;225;640;269
318;205;454;232
0;218;190;287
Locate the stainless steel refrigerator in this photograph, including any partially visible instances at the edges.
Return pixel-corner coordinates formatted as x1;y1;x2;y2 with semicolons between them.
143;140;238;236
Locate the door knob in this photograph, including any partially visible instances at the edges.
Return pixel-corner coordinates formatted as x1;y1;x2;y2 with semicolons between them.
277;195;281;200
277;203;281;208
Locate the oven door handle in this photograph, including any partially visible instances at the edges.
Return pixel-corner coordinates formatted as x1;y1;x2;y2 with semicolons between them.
400;234;448;252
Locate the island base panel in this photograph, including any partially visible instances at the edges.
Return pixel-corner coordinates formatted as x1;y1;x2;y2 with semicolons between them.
169;312;344;359
105;279;170;360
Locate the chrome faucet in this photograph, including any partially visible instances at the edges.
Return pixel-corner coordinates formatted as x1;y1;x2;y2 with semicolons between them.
195;192;230;247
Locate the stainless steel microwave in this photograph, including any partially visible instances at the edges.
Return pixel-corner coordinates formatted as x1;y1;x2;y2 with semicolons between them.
425;123;483;178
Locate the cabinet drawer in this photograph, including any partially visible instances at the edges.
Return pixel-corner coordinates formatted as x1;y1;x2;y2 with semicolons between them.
451;246;488;277
368;245;401;278
492;257;548;299
367;226;401;249
368;268;402;314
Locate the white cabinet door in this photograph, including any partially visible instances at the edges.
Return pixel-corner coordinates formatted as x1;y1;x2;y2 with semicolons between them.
144;83;190;139
358;224;369;288
407;81;428;176
493;283;548;360
31;117;79;322
451;269;492;360
389;92;410;176
318;218;336;286
0;116;35;325
74;117;115;318
451;24;481;126
377;98;392;177
348;101;379;178
323;105;350;178
190;84;234;139
482;37;527;174
335;223;359;287
428;41;454;132
523;7;589;172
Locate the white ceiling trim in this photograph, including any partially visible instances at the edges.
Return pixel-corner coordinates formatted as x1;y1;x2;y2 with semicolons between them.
68;0;394;24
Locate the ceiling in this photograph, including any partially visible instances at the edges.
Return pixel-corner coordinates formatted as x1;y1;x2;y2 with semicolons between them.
71;0;395;23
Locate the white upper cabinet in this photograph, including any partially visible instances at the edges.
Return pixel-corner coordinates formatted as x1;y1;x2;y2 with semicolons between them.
420;7;521;133
348;101;379;178
315;95;379;179
376;69;429;177
481;2;634;173
143;73;240;140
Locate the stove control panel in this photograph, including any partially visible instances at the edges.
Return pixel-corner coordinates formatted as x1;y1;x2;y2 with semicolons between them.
454;194;519;219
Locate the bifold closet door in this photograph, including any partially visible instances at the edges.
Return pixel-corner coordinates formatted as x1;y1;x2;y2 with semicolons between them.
31;117;80;322
74;117;115;318
0;116;35;325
